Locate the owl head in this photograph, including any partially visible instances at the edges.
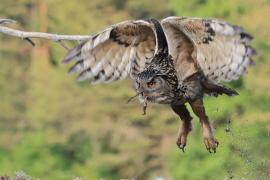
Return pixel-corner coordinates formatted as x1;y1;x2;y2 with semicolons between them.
135;54;182;104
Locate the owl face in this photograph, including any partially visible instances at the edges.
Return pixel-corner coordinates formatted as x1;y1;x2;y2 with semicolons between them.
135;71;177;104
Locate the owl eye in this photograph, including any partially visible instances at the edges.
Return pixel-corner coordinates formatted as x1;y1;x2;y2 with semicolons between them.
147;79;156;87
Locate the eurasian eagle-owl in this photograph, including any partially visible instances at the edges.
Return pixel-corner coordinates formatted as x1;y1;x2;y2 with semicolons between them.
62;17;256;153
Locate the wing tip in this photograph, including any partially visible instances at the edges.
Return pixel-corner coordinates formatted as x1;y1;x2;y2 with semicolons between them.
68;66;77;75
61;43;84;64
246;45;257;57
249;58;256;67
240;32;253;41
76;74;87;82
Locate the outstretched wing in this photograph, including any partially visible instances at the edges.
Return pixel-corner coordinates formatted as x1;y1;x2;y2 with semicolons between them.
161;16;256;83
62;20;157;83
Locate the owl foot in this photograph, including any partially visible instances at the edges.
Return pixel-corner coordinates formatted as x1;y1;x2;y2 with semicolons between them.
203;135;219;153
176;122;192;152
176;132;188;152
171;104;193;152
189;99;219;153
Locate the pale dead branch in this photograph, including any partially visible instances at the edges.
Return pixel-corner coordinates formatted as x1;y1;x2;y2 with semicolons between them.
0;18;92;49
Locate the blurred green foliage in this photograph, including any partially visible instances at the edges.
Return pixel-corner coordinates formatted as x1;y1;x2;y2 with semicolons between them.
0;0;269;179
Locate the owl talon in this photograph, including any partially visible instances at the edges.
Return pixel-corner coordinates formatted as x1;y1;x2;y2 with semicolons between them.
203;136;219;153
176;133;188;153
178;144;185;152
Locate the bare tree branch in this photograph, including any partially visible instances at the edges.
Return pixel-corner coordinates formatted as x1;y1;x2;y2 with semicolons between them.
0;18;92;49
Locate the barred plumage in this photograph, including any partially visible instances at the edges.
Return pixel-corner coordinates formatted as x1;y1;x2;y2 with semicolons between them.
62;20;157;83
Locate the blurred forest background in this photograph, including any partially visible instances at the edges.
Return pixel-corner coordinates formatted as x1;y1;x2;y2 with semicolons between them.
0;0;269;179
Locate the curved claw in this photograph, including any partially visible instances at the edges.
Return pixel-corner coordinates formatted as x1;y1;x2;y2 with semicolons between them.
176;132;188;153
204;137;219;153
178;144;185;152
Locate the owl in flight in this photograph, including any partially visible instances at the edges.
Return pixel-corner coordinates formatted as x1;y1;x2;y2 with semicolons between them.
62;16;256;153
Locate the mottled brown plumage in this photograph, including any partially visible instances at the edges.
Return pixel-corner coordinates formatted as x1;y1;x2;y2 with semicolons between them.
62;17;256;153
162;17;256;83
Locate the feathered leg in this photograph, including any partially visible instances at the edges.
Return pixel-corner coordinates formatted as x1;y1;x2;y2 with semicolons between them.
189;99;219;153
171;104;193;152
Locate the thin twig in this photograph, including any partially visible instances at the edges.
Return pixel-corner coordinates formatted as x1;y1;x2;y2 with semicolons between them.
57;39;70;50
126;92;140;104
0;18;92;49
24;37;35;46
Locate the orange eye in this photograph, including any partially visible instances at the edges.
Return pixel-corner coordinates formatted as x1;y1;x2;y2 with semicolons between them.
147;80;156;87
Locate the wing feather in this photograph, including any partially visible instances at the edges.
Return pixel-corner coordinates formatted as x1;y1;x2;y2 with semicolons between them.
162;16;256;83
62;20;156;83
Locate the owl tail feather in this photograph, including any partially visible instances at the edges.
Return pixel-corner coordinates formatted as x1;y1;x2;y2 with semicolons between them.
201;80;239;97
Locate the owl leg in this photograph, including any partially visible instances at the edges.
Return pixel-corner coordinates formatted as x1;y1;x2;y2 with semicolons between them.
171;104;193;152
189;99;219;153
